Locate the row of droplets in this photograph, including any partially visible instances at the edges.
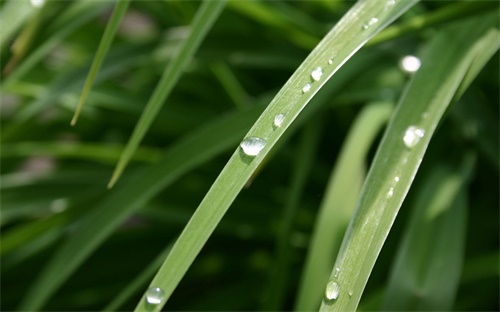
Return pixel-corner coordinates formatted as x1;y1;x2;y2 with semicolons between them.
239;113;286;156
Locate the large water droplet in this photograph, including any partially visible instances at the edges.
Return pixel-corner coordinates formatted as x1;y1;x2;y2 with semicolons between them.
302;83;311;93
240;137;266;156
273;113;286;128
400;55;421;73
403;126;425;149
325;280;340;301
362;17;379;30
146;287;165;305
311;67;323;81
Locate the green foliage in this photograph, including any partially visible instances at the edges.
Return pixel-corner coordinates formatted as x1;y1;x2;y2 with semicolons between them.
1;0;498;311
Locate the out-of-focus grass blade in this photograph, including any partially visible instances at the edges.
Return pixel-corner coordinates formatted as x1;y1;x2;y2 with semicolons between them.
71;0;130;125
295;101;393;311
320;14;499;312
133;1;419;311
1;142;160;164
383;155;473;310
18;103;264;311
210;61;249;110
108;0;227;188
263;120;323;310
0;0;39;48
103;245;172;311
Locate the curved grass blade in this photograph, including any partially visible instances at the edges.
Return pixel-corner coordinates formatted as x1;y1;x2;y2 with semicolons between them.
320;13;499;312
132;1;419;311
71;0;130;125
295;101;393;311
383;155;474;310
108;0;227;188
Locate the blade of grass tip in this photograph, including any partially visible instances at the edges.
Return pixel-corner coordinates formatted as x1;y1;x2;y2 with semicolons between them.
103;244;172;312
383;154;474;311
107;0;227;188
319;13;499;312
18;102;266;311
263;119;323;311
133;1;419;311
71;0;130;126
367;1;498;47
295;101;393;311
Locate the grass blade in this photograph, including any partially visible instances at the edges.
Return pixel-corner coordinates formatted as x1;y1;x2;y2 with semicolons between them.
108;0;227;188
0;0;38;48
132;1;419;310
295;101;393;311
71;0;130;125
383;155;473;310
320;13;499;312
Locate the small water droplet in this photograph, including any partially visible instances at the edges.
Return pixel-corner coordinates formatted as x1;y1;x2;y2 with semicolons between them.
362;17;379;30
400;55;421;73
240;137;266;156
146;287;165;305
387;187;394;198
421;112;429;119
30;0;45;7
394;176;400;182
403;126;425;149
311;67;323;81
328;59;334;65
325;280;340;301
273;113;286;128
348;290;353;297
302;83;311;93
387;0;396;6
334;267;340;278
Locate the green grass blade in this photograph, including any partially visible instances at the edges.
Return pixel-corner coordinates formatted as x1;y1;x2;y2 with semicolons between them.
319;14;499;312
210;61;249;110
263;120;323;310
295;101;393;311
108;0;227;188
132;1;419;310
383;155;473;310
0;0;38;48
18;103;265;311
71;0;130;126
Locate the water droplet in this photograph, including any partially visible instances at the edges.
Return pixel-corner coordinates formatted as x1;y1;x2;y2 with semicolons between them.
387;187;394;198
386;0;396;6
302;83;311;93
333;267;340;278
362;17;379;30
273;113;286;128
400;55;421;73
403;126;425;148
30;0;45;7
240;137;266;156
146;287;165;305
311;67;323;81
328;59;334;65
348;290;353;297
421;112;429;119
394;176;400;182
325;280;340;301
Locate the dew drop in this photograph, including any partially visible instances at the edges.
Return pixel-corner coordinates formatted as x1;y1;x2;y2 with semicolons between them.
328;59;334;65
394;176;400;182
311;67;323;81
387;0;396;6
325;280;340;301
302;83;311;93
362;17;379;30
403;126;425;149
30;0;45;7
348;290;353;297
333;267;340;278
400;55;421;73
387;187;394;199
146;287;165;305
240;137;266;156
273;113;286;128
